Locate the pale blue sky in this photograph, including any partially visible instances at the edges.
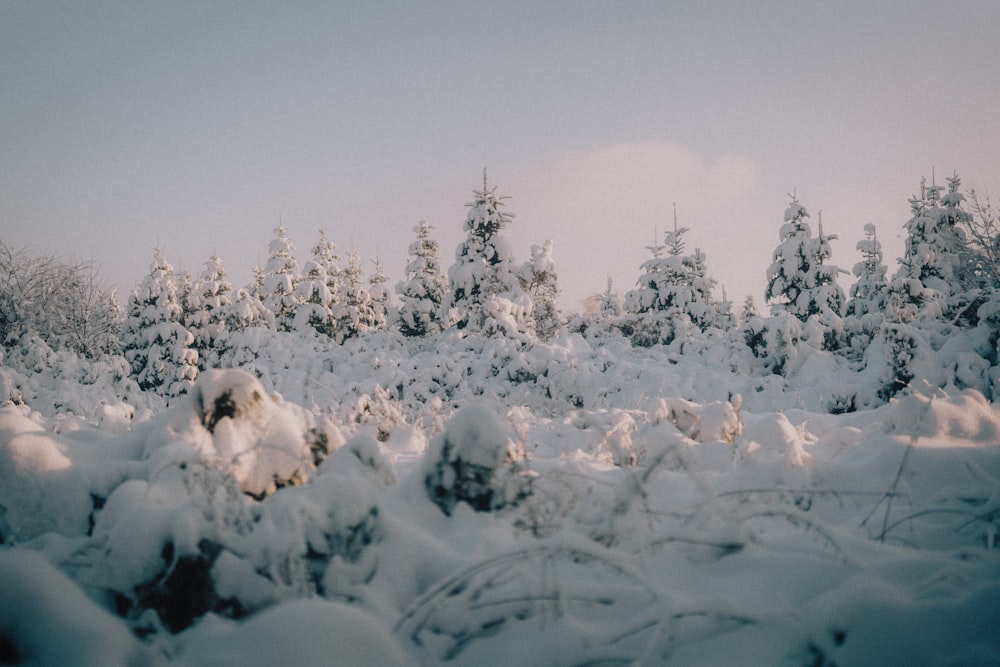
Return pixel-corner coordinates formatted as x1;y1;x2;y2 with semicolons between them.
3;1;999;311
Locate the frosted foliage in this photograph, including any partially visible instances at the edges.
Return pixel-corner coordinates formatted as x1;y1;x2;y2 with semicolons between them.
448;175;534;339
396;222;451;337
122;247;198;397
766;199;846;321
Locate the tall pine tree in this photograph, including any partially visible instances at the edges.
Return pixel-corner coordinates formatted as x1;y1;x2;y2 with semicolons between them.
448;169;533;339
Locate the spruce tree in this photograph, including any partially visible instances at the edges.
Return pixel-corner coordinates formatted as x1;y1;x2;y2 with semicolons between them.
889;174;978;323
448;169;533;339
765;198;846;321
368;254;391;333
121;246;198;397
188;254;233;369
846;224;888;317
311;229;342;313
520;240;562;340
261;226;302;332
396;222;451;337
333;250;378;342
293;259;335;336
599;276;621;318
624;209;717;329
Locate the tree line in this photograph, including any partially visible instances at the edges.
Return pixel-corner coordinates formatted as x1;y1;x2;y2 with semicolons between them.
3;170;998;406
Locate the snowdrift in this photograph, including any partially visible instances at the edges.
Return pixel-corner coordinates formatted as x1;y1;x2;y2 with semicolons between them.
1;339;1000;666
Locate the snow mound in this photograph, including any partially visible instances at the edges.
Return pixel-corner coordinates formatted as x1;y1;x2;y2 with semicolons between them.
176;599;408;667
0;549;160;667
743;412;813;467
0;406;95;540
145;369;317;498
882;389;1000;446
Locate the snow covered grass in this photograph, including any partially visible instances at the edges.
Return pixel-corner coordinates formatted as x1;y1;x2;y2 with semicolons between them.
1;332;999;665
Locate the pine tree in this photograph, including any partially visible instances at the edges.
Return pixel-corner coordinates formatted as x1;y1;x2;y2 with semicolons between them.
261;226;302;331
520;240;562;340
396;222;451;337
846;224;888;317
311;229;342;312
599;276;621;318
714;285;736;331
765;198;846;321
188;254;233;369
368;254;391;332
448;169;533;339
889;174;979;323
740;294;759;323
624;208;717;329
121;246;198;397
333;250;378;342
293;259;335;336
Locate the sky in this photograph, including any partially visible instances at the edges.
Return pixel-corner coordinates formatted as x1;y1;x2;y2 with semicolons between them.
3;1;999;313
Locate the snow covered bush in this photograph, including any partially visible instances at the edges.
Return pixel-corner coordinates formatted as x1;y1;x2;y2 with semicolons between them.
423;405;530;515
0;240;121;358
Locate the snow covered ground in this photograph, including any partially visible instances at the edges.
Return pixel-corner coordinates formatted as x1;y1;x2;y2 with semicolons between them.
1;330;999;666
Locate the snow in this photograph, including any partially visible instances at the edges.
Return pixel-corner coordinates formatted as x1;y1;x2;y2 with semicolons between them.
2;326;1000;665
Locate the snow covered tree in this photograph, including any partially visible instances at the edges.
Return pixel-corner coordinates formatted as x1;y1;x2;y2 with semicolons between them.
333;250;379;343
396;222;451;337
962;186;1000;289
311;229;342;311
293;259;335;336
889;174;982;324
0;241;122;357
520;240;562;340
121;247;198;397
623;213;718;330
713;285;736;331
368;255;391;333
260;226;302;332
623;229;667;316
740;294;759;324
599;277;621;318
846;224;888;317
765;199;846;322
448;170;533;340
221;286;271;334
187;255;233;369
